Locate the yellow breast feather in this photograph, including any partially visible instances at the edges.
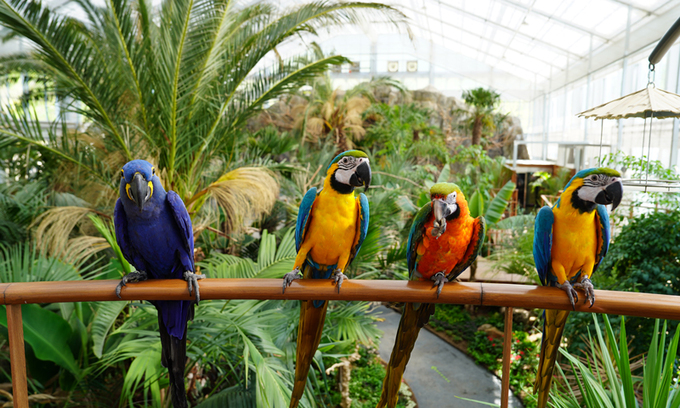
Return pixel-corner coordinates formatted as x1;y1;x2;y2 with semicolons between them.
304;177;359;269
551;180;599;283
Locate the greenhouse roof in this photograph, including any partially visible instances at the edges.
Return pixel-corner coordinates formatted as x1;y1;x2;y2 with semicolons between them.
2;0;680;100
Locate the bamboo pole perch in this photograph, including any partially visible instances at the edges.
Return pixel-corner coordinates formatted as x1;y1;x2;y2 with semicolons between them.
1;279;680;320
5;278;680;407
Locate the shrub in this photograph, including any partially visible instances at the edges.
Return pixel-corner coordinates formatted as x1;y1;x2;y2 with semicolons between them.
564;210;680;354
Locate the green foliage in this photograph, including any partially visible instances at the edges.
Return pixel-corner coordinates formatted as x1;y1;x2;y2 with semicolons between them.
469;180;516;225
463;88;501;112
550;315;680;408
325;347;411;408
362;102;447;161
0;181;48;246
467;331;504;367
564;210;680;354
490;215;539;283
449;145;512;199
529;168;571;196
0;304;81;378
601;151;680;210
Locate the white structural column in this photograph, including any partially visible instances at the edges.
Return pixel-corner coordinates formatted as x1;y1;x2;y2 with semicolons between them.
671;46;680;168
618;6;632;153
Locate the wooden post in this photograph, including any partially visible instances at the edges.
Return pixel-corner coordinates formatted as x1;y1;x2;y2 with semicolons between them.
501;307;514;408
7;304;28;408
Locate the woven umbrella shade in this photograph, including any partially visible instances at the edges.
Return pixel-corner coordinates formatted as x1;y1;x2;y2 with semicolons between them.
578;86;680;120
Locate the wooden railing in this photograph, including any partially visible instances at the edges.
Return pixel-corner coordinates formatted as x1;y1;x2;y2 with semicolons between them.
3;279;680;408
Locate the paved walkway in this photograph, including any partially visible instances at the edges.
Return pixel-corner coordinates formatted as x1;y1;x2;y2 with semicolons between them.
374;306;524;408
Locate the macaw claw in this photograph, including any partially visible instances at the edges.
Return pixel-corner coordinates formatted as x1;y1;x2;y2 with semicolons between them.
574;278;595;308
431;271;449;298
333;269;348;293
556;281;579;310
431;221;446;238
282;268;302;294
115;270;148;299
184;271;207;304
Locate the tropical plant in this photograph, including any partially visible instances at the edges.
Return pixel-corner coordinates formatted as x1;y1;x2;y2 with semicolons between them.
0;0;407;244
564;209;680;355
550;315;680;408
361;102;448;163
489;215;538;283
461;87;501;146
601;151;680;211
301;75;406;152
529;168;572;197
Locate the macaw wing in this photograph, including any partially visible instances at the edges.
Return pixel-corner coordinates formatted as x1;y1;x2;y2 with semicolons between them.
593;204;611;274
407;203;432;280
114;199;145;271
533;206;554;286
295;187;317;252
167;191;195;271
447;216;486;280
348;192;370;267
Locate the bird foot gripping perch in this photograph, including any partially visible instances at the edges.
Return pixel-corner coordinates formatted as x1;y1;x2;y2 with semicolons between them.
555;280;579;310
184;271;206;303
282;267;302;294
333;269;348;293
573;277;595;307
115;271;148;298
431;271;449;298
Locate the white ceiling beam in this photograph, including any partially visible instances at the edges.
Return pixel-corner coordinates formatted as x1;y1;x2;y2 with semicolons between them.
544;2;680;92
401;5;567;72
489;0;611;41
425;1;586;60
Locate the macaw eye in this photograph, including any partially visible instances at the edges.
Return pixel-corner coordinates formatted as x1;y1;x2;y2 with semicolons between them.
152;167;156;176
120;169;124;178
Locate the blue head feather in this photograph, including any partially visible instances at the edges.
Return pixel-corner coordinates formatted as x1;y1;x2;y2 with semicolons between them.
121;159;156;182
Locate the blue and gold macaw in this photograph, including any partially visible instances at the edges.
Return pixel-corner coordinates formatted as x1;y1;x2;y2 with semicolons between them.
377;183;485;408
114;160;205;408
533;167;623;408
282;150;371;408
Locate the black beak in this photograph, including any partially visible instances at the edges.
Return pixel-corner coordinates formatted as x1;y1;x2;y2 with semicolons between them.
594;180;623;210
349;161;372;192
128;172;151;211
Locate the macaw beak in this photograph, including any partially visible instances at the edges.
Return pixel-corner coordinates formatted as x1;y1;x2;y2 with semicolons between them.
432;198;455;230
350;160;371;192
595;180;623;210
127;172;152;211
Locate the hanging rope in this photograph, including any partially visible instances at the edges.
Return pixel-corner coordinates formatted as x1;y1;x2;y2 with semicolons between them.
641;117;647;173
645;112;654;192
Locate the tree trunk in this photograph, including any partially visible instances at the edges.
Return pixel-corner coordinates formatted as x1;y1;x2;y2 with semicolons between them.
472;114;483;145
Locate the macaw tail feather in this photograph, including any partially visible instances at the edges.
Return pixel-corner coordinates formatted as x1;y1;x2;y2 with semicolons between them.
289;298;329;408
158;304;192;408
535;309;570;408
376;302;435;408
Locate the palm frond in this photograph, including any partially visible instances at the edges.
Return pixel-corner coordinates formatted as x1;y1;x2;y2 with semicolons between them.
31;206;95;257
188;167;279;236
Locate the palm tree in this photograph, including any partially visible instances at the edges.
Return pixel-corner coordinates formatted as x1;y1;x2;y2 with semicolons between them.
0;0;407;243
302;75;405;152
462;87;501;146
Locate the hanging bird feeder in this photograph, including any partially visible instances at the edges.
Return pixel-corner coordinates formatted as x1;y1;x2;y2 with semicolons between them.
577;16;680;193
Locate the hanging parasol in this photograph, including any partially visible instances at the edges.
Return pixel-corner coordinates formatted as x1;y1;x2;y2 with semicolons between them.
575;15;680;193
577;86;680;120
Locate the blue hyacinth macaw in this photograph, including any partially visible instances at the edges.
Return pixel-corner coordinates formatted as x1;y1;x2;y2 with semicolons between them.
533;167;623;408
282;150;371;408
114;159;205;408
